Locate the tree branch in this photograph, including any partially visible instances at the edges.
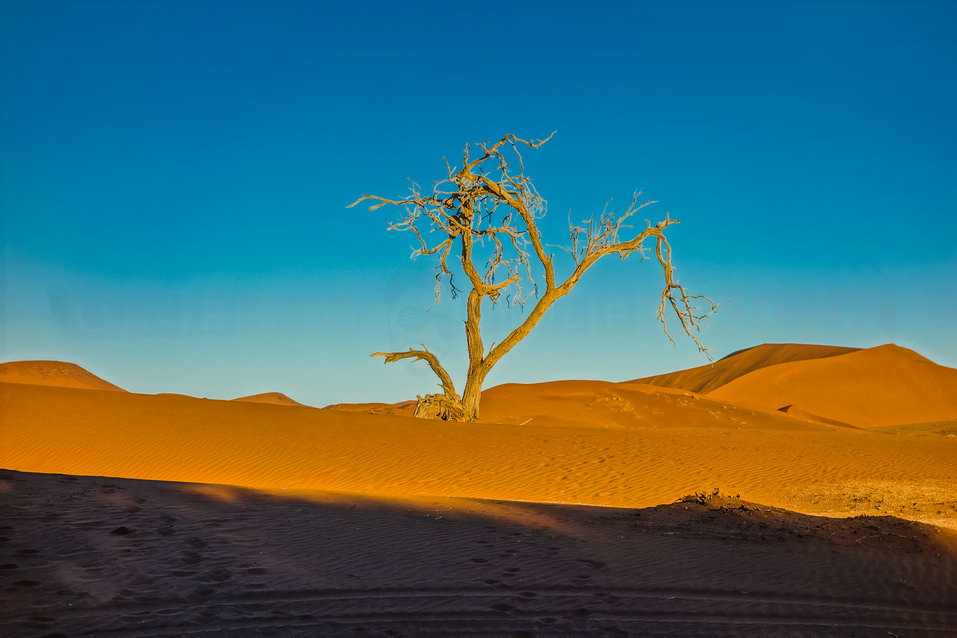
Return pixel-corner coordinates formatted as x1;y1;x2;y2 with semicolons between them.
370;347;459;400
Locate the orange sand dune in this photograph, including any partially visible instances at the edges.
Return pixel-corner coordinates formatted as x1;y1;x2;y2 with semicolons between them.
631;343;860;393
0;360;125;392
2;469;955;637
327;374;867;433
478;379;864;432
2;381;955;530
232;392;307;407
708;344;957;427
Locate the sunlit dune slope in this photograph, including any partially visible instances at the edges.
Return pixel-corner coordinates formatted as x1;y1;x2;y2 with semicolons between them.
3;380;956;530
631;343;860;393
708;344;957;427
232;392;307;407
0;360;126;392
478;379;863;432
328;377;860;431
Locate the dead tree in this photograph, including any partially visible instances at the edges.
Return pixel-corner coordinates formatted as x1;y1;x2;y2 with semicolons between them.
349;133;716;422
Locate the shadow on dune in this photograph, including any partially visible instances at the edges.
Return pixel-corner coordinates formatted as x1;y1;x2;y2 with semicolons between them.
2;469;956;637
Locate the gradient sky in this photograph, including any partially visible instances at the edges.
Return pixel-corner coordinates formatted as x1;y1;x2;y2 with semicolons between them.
2;0;955;405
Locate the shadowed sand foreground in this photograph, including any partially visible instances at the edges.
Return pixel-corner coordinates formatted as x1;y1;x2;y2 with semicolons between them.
2;470;956;637
2;344;957;635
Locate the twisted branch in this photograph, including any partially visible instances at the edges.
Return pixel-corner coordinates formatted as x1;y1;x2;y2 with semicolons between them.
370;347;459;400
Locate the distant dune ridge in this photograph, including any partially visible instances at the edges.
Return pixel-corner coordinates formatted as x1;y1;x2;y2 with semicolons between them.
707;344;957;427
231;392;307;407
630;342;861;394
0;360;126;392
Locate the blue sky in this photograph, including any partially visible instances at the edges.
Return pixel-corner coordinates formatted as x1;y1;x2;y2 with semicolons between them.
2;0;955;405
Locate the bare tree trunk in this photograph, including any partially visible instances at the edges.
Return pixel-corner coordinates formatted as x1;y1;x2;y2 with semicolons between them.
460;367;488;421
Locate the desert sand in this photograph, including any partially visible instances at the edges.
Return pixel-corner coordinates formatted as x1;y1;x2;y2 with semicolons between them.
0;360;126;393
232;392;308;408
2;344;956;636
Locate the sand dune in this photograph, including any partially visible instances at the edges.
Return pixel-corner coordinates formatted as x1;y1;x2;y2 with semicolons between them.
708;344;957;427
3;350;957;635
232;392;308;407
0;360;125;392
478;379;865;432
630;342;860;393
326;365;869;434
2;470;955;637
2;380;955;529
